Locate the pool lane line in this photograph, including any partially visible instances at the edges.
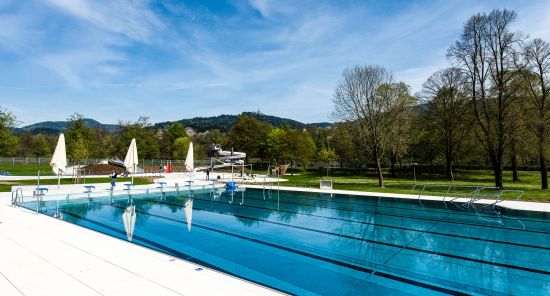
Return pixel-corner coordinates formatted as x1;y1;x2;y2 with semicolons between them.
205;192;550;235
242;190;550;229
244;189;550;225
157;192;550;236
31;193;550;238
137;198;550;273
243;191;546;233
60;207;470;296
145;196;550;252
114;199;550;277
56;210;297;296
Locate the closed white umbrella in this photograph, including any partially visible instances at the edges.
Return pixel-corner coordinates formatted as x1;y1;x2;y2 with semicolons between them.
124;138;138;184
184;142;194;172
184;199;193;232
50;133;67;189
122;205;136;241
184;142;194;182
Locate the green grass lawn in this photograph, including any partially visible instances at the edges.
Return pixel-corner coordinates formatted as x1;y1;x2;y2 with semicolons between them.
0;165;54;176
278;168;550;202
3;164;550;202
0;178;152;192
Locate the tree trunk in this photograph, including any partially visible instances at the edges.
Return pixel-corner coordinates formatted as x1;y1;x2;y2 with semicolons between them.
511;153;518;182
390;154;396;178
540;143;548;189
375;157;384;187
290;160;294;176
445;155;454;181
492;162;504;189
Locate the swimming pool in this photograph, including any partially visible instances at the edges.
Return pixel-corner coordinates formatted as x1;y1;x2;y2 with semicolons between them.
19;188;550;295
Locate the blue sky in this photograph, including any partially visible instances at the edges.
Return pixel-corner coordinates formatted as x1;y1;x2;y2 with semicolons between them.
1;0;549;125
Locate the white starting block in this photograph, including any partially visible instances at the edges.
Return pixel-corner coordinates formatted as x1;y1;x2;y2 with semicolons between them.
320;180;333;190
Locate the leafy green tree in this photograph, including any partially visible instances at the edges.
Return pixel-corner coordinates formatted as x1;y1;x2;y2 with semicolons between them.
72;134;90;164
114;116;160;159
91;126;114;158
0;107;18;156
33;134;51;157
228;115;271;163
385;82;415;177
17;132;35;157
65;113;94;161
283;128;316;174
267;128;287;164
421;68;470;180
448;9;521;188
518;38;550;189
317;148;338;177
172;137;191;160
167;122;186;141
331;123;355;167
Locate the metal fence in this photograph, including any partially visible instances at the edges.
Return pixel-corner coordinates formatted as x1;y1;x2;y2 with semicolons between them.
0;156;545;172
0;157;211;168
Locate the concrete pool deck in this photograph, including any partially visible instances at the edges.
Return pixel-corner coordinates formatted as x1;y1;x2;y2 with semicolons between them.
0;192;282;296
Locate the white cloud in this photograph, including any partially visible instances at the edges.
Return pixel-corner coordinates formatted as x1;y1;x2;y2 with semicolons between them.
2;0;550;124
249;0;271;18
46;0;164;42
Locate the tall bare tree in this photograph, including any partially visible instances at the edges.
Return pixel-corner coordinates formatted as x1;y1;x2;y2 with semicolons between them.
517;38;550;188
448;9;521;188
333;65;410;187
421;67;470;181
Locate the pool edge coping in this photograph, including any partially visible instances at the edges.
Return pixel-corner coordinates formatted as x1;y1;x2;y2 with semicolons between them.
241;185;550;214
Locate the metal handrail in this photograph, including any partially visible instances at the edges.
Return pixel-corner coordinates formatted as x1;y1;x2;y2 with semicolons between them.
412;184;521;208
412;184;487;207
11;188;23;205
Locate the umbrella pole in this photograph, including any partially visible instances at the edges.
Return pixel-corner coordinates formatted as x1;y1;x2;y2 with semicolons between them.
132;164;135;185
57;168;61;189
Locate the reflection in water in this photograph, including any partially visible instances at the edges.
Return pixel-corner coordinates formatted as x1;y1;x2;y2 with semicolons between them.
122;205;136;241
227;189;245;205
184;198;193;232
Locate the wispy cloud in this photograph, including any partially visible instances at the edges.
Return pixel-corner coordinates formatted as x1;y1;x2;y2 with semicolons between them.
1;0;550;125
248;0;271;18
46;0;164;42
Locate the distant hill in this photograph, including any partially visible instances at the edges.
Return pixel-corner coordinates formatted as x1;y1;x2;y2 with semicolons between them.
16;113;332;134
15;118;118;135
154;112;332;132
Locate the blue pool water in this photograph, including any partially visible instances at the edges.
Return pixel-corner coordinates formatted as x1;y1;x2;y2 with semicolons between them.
20;188;550;295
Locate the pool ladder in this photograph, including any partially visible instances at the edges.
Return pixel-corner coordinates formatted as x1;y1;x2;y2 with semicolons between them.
412;184;524;209
11;188;23;206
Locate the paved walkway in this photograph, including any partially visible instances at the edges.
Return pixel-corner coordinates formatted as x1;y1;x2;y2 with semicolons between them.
0;193;281;296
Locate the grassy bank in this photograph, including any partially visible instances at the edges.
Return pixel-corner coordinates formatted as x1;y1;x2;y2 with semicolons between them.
0;165;54;176
278;169;550;202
